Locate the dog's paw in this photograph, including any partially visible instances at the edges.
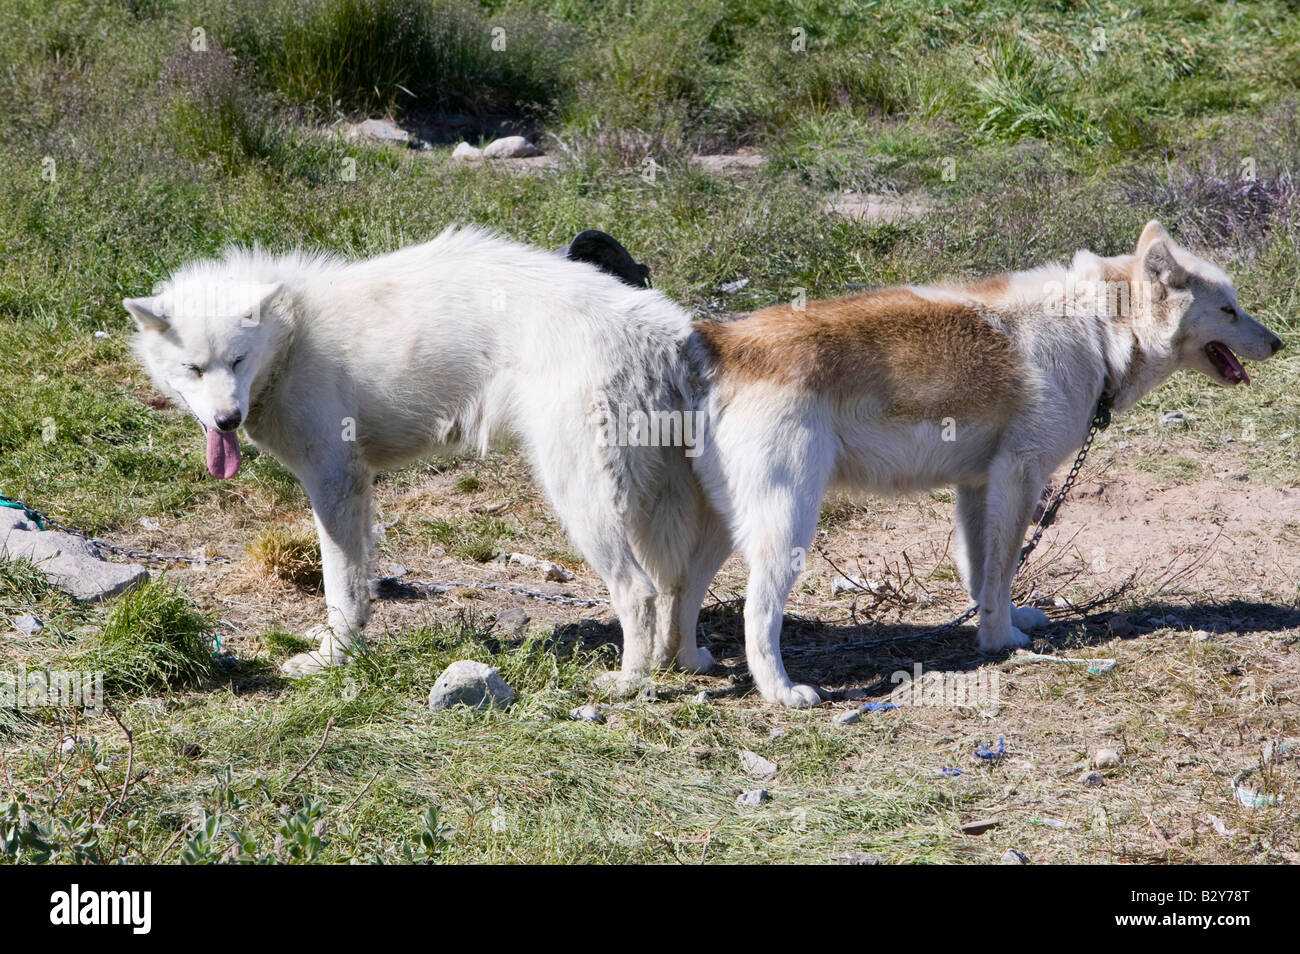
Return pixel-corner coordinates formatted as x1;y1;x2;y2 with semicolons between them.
1010;605;1051;631
976;625;1031;653
769;682;824;708
676;645;715;674
281;651;336;679
594;670;648;699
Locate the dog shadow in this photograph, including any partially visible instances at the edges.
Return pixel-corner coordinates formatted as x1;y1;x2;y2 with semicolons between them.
546;597;1300;703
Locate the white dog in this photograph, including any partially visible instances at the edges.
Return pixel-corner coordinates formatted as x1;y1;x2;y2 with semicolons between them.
125;227;716;678
681;221;1282;705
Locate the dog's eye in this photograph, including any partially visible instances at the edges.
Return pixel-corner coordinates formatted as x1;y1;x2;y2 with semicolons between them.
1222;305;1238;319
232;355;245;370
184;363;203;377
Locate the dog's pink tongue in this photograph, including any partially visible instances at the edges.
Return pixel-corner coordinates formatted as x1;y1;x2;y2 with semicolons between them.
205;428;241;479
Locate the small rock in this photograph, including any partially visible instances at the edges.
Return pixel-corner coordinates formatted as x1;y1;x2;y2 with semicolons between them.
834;851;882;865
718;278;750;293
93;330;110;339
494;608;531;637
451;142;483;161
1093;748;1121;769
833;709;861;726
1106;613;1134;638
427;660;516;711
691;691;710;704
736;789;770;807
569;704;605;724
542;562;573;582
351;118;411;144
739;750;778;779
1160;411;1186;427
139;517;162;532
60;735;86;754
960;818;1000;836
13;614;43;635
1080;770;1106;788
507;552;539;568
1000;848;1030;864
481;135;542;159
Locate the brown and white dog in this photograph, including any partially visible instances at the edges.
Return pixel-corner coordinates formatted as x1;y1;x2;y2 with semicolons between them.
665;221;1283;706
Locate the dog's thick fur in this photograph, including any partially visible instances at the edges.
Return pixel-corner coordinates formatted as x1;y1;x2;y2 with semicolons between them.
125;227;715;678
681;221;1282;705
127;221;1282;705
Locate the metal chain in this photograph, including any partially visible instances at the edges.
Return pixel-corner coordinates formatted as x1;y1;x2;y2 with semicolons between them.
0;493;230;565
794;395;1112;655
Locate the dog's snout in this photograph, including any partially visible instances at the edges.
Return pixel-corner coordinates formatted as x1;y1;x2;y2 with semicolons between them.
214;411;242;432
1270;335;1284;355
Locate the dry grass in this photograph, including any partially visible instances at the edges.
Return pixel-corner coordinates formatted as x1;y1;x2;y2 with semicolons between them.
246;523;323;591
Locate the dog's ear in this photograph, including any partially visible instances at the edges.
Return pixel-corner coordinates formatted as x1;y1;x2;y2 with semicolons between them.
241;282;283;324
1137;220;1171;255
123;296;168;333
1140;236;1188;292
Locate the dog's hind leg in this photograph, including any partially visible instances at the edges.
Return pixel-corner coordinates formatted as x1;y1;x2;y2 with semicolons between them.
673;506;732;674
719;416;832;707
282;463;374;677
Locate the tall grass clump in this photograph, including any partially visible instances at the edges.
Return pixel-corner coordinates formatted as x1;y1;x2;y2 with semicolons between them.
221;0;575;116
71;580;218;696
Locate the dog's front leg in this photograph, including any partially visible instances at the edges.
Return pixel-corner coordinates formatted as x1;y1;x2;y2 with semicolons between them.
975;458;1043;653
282;465;374;677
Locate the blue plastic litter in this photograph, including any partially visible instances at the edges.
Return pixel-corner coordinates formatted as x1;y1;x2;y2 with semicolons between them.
941;767;963;777
863;702;898;713
975;737;1005;760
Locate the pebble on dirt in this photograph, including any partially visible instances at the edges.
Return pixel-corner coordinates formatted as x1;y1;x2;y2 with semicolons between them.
1000;848;1030;864
1080;770;1106;788
569;704;604;723
960;818;1000;836
834;851;883;865
739;750;779;779
494;608;531;637
13;613;43;635
736;789;770;806
427;660;516;711
1093;748;1122;769
833;709;861;725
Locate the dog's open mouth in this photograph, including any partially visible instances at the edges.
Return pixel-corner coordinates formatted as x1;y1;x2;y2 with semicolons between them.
204;426;241;479
1206;341;1250;386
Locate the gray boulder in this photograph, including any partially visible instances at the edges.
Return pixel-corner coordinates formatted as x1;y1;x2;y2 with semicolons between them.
428;660;516;711
1;519;148;602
